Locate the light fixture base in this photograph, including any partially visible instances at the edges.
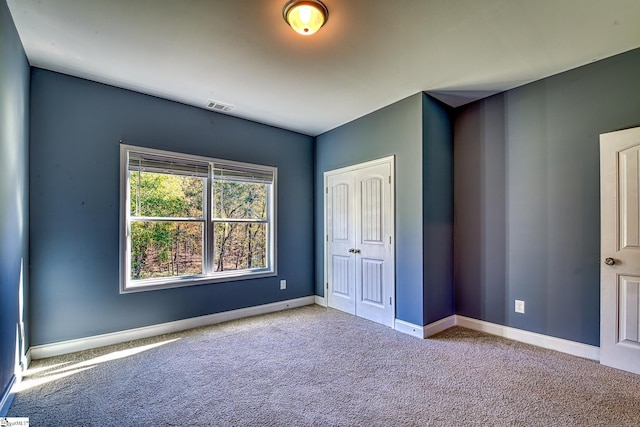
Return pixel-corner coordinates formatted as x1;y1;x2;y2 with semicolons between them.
283;0;329;36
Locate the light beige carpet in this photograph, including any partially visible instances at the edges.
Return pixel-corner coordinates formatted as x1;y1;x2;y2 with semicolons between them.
8;305;640;426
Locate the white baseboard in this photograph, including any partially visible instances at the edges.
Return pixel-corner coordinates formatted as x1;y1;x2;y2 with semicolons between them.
394;319;425;338
24;348;31;371
30;296;315;360
0;375;16;416
395;315;456;339
393;314;599;361
424;315;457;337
28;297;600;362
456;315;600;361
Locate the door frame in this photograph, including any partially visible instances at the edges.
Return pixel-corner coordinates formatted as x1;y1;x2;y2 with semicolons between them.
322;156;396;319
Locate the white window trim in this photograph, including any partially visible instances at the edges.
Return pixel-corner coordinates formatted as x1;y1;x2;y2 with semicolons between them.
119;144;277;293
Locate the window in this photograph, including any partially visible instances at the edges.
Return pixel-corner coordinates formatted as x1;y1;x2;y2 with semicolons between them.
120;144;276;292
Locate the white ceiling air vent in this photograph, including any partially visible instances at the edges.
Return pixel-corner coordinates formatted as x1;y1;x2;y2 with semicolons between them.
206;100;234;113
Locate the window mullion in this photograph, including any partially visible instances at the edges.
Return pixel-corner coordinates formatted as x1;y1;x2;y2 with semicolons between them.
267;180;274;271
130;217;205;222
205;165;214;275
211;218;268;223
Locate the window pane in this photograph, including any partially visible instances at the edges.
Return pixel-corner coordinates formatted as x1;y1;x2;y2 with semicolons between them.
130;171;204;218
214;222;267;271
213;181;267;220
130;221;203;279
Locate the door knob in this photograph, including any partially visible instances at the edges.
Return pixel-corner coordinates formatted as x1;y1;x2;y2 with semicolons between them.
604;257;615;266
348;248;355;253
353;249;361;254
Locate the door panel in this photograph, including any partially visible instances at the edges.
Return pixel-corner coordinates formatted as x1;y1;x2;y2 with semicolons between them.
601;126;640;374
332;256;352;296
619;146;640;249
618;275;640;346
361;258;384;306
332;183;350;241
361;177;383;243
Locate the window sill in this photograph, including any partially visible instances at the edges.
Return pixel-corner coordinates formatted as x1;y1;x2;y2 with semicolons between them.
120;269;276;293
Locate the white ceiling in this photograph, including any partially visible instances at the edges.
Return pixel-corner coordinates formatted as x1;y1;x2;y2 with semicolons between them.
7;0;640;136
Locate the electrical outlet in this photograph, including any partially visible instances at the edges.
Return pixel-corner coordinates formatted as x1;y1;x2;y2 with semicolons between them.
280;280;286;290
515;299;525;314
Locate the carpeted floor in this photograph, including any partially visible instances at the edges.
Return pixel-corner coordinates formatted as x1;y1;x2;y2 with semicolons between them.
8;305;640;426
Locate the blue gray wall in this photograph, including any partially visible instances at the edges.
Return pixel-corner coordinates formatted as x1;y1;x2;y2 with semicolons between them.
0;0;29;407
422;94;454;324
454;47;640;346
315;93;454;326
29;69;314;346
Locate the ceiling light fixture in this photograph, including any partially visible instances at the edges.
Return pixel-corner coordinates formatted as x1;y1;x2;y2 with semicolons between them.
283;0;329;36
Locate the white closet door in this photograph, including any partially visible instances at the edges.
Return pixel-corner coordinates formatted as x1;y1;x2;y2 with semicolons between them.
327;171;356;315
325;157;395;327
354;162;394;327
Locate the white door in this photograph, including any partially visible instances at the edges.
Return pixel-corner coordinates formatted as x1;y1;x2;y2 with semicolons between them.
601;126;640;375
325;157;395;327
326;170;356;315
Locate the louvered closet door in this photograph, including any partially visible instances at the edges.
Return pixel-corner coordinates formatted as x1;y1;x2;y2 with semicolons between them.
325;158;395;328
